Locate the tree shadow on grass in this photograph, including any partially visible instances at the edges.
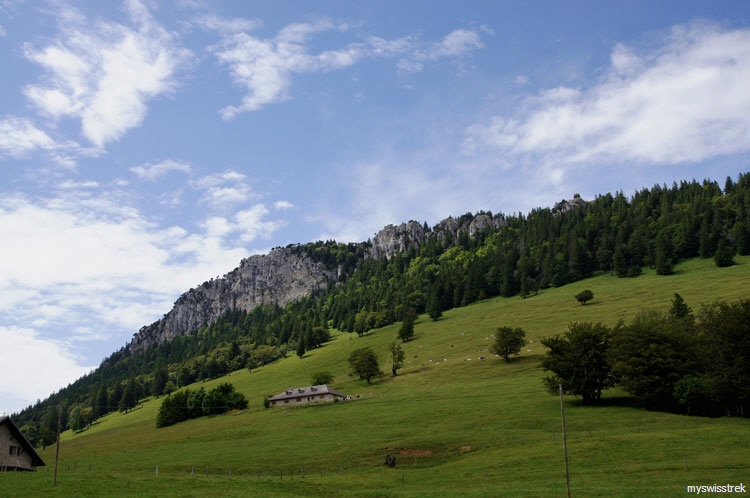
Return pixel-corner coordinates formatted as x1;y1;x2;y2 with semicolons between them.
567;395;640;409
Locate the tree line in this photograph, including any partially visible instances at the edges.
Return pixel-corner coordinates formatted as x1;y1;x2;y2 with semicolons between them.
541;295;750;417
156;382;248;428
12;173;750;443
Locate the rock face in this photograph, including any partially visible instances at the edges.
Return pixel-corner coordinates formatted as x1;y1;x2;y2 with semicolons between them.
369;221;426;260
126;247;338;355
369;213;509;259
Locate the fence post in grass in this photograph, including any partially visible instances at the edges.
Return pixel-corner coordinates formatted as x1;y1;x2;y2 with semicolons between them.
559;385;571;498
683;457;689;471
53;403;62;486
228;467;232;479
155;465;159;477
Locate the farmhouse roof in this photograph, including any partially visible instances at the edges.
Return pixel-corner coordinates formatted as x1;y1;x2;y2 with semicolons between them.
0;416;45;468
268;384;345;402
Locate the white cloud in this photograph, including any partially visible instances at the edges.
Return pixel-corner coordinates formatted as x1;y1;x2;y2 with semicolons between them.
429;29;484;58
211;19;368;118
22;0;191;148
208;19;483;116
235;204;284;242
192;169;259;208
397;29;484;73
0;188;287;352
194;13;262;34
463;23;750;175
274;200;294;210
0;326;93;413
0;116;58;157
131;159;193;180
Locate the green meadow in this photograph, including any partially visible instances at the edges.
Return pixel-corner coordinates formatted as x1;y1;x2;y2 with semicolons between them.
5;257;750;497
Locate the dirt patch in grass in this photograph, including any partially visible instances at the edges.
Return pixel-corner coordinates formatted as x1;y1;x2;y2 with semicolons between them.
397;448;434;456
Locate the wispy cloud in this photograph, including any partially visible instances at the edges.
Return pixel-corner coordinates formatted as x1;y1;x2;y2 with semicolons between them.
22;0;191;148
397;29;484;73
131;159;193;181
192;169;259;209
205;18;484;117
0;116;58;156
463;23;750;178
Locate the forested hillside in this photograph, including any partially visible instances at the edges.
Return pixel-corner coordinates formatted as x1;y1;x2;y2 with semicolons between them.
13;173;750;446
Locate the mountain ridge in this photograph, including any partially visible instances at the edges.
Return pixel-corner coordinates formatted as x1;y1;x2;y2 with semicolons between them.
125;211;512;356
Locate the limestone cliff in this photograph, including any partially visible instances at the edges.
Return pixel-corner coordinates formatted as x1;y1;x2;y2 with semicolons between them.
369;213;508;260
126;247;338;355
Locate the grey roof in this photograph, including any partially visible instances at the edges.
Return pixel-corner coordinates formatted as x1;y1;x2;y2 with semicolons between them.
268;384;345;402
0;416;45;468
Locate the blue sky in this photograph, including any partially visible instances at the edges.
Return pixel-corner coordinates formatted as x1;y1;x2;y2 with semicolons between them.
1;0;749;414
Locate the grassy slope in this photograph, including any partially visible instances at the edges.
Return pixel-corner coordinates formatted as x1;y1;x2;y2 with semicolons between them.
5;257;750;497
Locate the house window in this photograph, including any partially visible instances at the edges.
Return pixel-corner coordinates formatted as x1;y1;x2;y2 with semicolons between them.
296;398;301;402
9;445;20;456
284;399;289;404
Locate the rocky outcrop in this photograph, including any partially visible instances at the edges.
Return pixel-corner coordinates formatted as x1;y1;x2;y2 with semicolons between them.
369;213;509;259
553;196;587;216
126;247;337;355
369;221;425;260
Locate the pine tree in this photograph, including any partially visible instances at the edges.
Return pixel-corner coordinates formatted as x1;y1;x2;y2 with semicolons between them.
398;309;416;342
119;378;138;413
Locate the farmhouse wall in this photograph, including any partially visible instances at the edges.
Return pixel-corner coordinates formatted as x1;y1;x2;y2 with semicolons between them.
0;422;35;471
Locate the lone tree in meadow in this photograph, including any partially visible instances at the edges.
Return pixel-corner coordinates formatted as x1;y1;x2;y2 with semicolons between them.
389;341;405;376
348;347;381;384
490;326;526;363
575;289;594;305
311;371;334;386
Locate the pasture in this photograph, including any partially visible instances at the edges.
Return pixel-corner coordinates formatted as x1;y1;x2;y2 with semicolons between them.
4;257;750;497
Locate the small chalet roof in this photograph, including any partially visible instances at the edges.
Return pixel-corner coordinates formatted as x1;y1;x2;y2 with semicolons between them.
0;416;45;468
268;384;345;402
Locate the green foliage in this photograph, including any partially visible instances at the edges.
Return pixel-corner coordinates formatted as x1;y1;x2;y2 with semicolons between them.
540;295;750;417
714;238;736;267
695;300;750;416
668;293;693;322
389;341;405;376
151;366;169;397
490;326;526;363
156;383;248;428
609;310;698;411
310;371;334;386
398;309;416;342
541;321;614;403
574;289;594;305
348;347;381;384
295;337;306;358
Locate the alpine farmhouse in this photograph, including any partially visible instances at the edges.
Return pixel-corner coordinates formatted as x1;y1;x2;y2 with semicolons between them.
0;416;45;471
268;385;345;407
